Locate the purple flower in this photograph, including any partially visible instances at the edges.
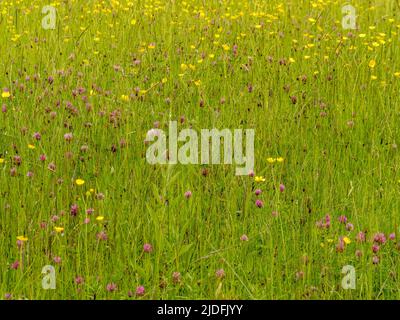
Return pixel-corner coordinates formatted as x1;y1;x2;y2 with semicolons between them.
143;243;153;253
64;132;73;142
279;184;285;192
172;272;181;284
184;190;192;199
338;215;347;224
240;234;249;241
254;189;262;196
10;260;20;270
53;256;62;264
136;285;145;296
215;269;225;279
372;244;380;253
373;232;386;244
106;283;117;292
33;132;41;141
75;276;84;285
389;233;396;240
70;204;78;216
255;199;263;208
372;255;380;265
345;223;354;231
356;231;366;243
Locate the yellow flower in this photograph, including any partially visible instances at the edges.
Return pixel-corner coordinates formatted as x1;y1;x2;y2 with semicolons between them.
254;176;266;182
130;19;137;25
208;54;215;59
54;227;64;233
267;157;276;163
96;216;104;221
0;158;4;164
368;59;376;68
121;95;130;102
276;157;284;163
222;44;230;51
343;236;351;245
1;91;10;98
194;80;201;86
28;144;35;150
327;239;334;243
148;43;155;49
289;57;295;63
161;78;168;84
371;75;377;80
394;72;400;78
75;179;85;186
17;236;28;242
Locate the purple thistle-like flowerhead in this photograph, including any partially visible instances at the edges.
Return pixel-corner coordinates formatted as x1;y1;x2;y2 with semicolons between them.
373;232;386;244
338;215;347;224
356;231;366;243
255;189;262;196
64;132;73;142
372;244;380;253
255;199;263;208
279;184;285;192
70;204;78;216
372;255;380;265
33;132;41;141
143;243;153;253
389;233;396;240
345;223;354;231
106;283;117;292
136;285;145;296
240;234;249;241
184;191;192;199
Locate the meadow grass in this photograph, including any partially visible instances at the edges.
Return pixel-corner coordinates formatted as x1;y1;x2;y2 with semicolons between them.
1;0;400;299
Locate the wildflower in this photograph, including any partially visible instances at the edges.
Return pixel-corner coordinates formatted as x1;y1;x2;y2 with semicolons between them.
39;154;46;162
222;44;230;51
343;236;351;245
143;243;153;253
372;255;380;265
254;176;265;182
373;232;386;244
345;223;354;231
355;250;362;258
279;184;285;192
255;199;264;208
70;204;78;216
276;157;284;162
389;233;396;240
254;189;262;196
75;276;84;285
16;235;28;242
0;158;4;164
96;216;104;221
368;59;376;68
215;269;225;279
33;132;41;141
136;285;145;296
267;157;276;163
1;91;10;98
338;215;347;224
47;162;56;171
372;244;380;253
64;133;73;142
28;144;35;150
54;227;64;233
97;231;108;241
240;234;249;241
356;231;366;242
75;179;85;186
184;190;192;199
10;260;20;270
106;283;117;292
53;256;62;264
172;272;181;284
